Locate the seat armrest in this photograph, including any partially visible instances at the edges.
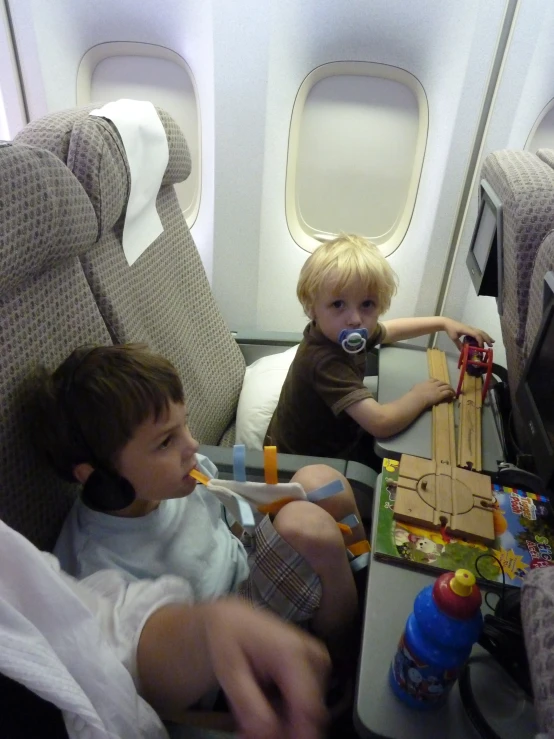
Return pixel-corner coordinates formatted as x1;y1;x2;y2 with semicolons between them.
366;347;379;376
345;460;378;498
199;444;347;480
232;331;302;365
198;445;377;518
232;330;303;345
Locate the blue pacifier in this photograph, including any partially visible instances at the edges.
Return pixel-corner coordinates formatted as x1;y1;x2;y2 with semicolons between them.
338;328;368;354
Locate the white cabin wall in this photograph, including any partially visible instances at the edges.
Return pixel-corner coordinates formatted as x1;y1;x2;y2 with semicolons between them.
0;2;26;138
440;0;554;367
6;0;216;276
210;0;270;329
5;0;549;346
250;0;508;333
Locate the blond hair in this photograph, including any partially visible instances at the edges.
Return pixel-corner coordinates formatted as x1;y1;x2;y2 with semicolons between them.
297;234;398;317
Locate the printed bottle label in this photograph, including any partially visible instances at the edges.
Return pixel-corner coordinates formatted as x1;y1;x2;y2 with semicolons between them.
391;632;459;705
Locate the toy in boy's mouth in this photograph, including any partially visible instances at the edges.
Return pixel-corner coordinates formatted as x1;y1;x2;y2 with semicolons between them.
338;328;368;354
188;468;211;485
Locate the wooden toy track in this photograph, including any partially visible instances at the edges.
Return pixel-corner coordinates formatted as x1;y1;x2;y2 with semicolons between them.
392;348;494;544
457;373;482;472
427;348;456;466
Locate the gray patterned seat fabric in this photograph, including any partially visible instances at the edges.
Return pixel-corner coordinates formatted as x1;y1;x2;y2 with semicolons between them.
500;155;554;734
522;567;554;734
537;148;554;171
480;151;554;441
523;230;554;358
0;143;111;550
16;107;246;447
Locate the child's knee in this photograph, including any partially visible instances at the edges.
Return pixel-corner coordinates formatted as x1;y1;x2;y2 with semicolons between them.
292;464;357;521
273;501;345;568
291;464;348;495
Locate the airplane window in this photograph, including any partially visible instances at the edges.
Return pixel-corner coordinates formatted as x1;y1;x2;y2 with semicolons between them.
286;62;428;256
526;98;554;154
78;43;200;226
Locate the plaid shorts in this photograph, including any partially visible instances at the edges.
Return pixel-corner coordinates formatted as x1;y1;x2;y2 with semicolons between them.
237;514;322;623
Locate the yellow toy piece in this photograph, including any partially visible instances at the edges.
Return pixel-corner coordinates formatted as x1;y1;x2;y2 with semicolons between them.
263;445;278;484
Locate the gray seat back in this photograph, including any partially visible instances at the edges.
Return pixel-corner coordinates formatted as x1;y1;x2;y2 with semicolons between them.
523;230;554;358
0;143;111;549
16;106;246;446
480;151;554;424
537;148;554;170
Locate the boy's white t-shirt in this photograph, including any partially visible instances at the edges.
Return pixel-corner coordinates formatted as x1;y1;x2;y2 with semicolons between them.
54;454;250;599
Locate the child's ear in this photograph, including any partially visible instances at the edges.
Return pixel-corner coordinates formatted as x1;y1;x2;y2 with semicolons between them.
73;462;95;485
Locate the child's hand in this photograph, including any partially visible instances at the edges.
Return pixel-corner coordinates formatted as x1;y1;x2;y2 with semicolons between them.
411;378;455;408
443;318;494;350
205;600;330;739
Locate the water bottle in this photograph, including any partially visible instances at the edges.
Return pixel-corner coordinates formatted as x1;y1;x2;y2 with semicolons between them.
389;569;483;709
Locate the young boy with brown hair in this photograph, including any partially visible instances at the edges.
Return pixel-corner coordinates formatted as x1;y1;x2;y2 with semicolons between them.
265;233;494;463
31;343;366;657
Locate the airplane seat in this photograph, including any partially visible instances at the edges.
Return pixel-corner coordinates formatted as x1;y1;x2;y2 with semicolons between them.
15;104;378;507
523;229;554;358
537;148;554;170
0;138;239;739
516;224;554;739
0;142;112;551
15;104;246;448
480;150;554;443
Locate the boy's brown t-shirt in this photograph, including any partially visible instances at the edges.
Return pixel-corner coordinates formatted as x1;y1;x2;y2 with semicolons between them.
264;321;385;458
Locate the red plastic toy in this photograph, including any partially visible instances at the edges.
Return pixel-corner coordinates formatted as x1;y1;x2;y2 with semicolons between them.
455;336;493;402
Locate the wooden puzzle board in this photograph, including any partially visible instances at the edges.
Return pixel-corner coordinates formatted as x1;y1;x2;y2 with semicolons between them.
393;455;495;544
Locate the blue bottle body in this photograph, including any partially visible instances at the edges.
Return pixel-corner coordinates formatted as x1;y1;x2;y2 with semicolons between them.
389;582;482;709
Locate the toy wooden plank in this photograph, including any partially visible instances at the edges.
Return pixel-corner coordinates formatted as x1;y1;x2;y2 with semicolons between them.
449;468;495;543
427;349;456;466
394;455;439;529
393;454;495;544
458;374;482;471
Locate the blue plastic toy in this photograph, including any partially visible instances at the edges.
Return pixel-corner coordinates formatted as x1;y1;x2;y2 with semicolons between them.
338;327;368;353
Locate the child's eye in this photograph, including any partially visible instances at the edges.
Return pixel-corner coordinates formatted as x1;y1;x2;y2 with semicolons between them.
362;299;375;309
331;300;344;309
159;435;173;450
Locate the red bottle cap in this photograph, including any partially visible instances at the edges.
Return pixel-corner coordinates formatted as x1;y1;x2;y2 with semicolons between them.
432;569;482;619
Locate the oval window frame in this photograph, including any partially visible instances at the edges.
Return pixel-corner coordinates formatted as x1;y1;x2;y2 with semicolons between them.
77;41;201;227
286;61;428;256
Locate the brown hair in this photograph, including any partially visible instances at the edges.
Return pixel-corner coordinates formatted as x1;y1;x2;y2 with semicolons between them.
29;344;184;481
297;233;398;317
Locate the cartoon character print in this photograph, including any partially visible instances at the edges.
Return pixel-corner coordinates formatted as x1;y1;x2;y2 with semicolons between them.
392;639;415;687
391;632;453;704
394;527;445;564
406;667;423;697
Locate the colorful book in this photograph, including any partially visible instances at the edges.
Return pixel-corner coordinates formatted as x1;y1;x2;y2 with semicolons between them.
374;458;554;589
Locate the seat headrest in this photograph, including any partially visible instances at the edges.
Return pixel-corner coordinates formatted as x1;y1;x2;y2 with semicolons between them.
481;150;554;349
14;104;191;234
0;144;98;296
537;149;554;170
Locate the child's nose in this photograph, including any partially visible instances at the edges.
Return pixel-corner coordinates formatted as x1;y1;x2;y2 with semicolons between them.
347;309;362;326
182;430;199;459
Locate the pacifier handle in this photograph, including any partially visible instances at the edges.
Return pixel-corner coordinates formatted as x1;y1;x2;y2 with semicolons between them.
339;328;368;354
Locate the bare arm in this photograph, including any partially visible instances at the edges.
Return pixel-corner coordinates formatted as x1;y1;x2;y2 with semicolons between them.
137;597;330;739
382;316;494;348
345;379;454;437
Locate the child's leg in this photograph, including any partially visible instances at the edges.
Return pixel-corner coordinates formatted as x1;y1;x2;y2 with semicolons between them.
290;465;367;549
272;501;357;655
